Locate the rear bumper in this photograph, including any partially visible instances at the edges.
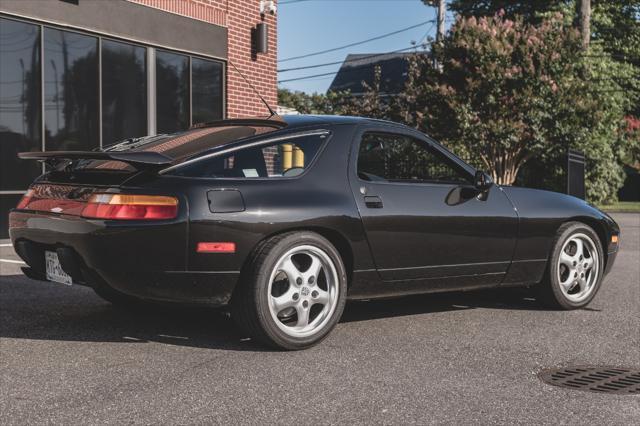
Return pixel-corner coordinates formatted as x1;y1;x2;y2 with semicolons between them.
9;211;237;306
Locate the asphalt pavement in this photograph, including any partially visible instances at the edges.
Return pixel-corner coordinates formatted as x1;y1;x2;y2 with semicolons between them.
1;213;638;424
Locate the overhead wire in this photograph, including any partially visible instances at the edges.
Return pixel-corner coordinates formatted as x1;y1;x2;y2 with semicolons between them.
278;19;435;62
279;22;436;83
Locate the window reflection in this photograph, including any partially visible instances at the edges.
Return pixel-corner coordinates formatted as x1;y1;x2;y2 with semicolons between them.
156;50;189;134
44;28;98;151
101;39;147;145
192;57;223;124
0;18;42;190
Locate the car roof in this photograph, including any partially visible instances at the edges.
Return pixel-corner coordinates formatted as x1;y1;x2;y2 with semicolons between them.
280;114;394;127
192;114;406;131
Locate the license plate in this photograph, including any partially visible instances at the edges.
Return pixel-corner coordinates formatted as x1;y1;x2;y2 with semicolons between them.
45;251;72;285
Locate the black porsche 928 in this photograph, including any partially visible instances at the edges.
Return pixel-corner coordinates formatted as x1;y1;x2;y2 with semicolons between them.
9;115;620;350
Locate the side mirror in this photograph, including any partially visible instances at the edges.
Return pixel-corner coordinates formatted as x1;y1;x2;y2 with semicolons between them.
474;170;494;191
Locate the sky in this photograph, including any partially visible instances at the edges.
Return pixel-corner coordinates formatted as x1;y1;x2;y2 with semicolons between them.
277;0;452;94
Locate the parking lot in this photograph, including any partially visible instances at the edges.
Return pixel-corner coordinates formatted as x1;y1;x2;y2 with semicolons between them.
1;213;638;424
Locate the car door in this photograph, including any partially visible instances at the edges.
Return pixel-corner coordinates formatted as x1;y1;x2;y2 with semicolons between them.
348;125;518;285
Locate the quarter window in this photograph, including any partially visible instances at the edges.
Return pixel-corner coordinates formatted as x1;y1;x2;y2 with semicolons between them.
357;133;470;184
173;132;329;178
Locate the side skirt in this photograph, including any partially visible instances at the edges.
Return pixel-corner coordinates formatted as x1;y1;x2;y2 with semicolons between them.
347;270;520;300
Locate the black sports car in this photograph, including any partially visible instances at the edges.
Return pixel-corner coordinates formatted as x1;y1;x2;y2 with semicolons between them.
9;115;620;350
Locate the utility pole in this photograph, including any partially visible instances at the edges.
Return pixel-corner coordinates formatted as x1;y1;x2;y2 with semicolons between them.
422;0;446;68
579;0;591;49
436;0;445;43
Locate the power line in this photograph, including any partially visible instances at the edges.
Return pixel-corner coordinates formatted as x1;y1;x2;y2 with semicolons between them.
278;19;435;63
278;44;427;73
279;21;436;73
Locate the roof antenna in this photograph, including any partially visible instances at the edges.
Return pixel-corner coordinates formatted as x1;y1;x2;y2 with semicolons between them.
229;60;278;118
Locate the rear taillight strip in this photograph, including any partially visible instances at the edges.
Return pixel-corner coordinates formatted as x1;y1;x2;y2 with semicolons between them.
16;190;178;220
81;194;178;220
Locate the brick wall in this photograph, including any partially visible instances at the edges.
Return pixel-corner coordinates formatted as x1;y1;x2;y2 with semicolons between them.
128;0;277;118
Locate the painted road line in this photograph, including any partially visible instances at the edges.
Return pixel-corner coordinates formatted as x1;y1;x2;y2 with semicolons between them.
0;244;14;247
0;259;25;264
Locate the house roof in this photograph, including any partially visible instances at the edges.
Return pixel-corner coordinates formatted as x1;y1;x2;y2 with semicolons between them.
327;52;422;95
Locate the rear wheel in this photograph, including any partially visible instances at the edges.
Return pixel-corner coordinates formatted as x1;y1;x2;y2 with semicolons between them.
537;222;604;309
232;232;347;350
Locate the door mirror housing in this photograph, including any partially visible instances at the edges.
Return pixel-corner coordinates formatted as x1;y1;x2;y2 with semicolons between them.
474;170;494;191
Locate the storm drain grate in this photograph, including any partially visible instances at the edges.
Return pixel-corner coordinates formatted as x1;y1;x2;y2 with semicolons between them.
539;366;640;394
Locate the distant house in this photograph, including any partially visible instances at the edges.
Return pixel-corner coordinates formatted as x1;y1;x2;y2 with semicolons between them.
328;52;422;96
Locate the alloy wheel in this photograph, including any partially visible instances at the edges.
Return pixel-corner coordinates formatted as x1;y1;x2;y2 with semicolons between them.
267;245;339;338
556;233;600;303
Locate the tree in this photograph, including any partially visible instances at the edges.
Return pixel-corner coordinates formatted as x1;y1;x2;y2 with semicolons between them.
395;12;631;202
447;0;566;23
446;1;640;114
277;88;353;115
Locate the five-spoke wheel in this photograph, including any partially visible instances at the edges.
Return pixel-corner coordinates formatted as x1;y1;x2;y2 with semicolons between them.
268;245;339;338
538;222;604;309
232;232;347;350
557;233;599;303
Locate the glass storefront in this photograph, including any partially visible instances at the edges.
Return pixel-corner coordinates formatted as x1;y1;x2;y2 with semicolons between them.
102;39;147;145
192;57;223;124
0;18;42;191
44;27;99;151
0;15;225;238
156;50;189;134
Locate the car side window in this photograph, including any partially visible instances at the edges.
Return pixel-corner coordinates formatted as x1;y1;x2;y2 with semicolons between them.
357;132;470;185
172;132;328;178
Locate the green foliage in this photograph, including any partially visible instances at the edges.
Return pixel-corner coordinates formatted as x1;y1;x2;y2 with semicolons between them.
448;0;640;115
448;0;567;23
398;12;631;202
277;88;353;115
277;73;393;118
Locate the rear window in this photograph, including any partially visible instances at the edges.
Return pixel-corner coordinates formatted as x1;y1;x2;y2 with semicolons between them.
169;131;329;179
72;125;279;172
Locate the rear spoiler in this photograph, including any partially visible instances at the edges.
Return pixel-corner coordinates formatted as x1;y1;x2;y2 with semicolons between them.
18;151;173;170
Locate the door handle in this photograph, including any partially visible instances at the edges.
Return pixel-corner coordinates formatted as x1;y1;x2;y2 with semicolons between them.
364;195;383;208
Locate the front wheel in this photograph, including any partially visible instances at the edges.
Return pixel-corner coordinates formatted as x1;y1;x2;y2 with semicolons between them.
537;222;604;309
232;232;347;350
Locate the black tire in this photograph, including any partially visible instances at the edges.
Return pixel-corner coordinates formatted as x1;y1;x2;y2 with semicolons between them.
231;231;348;350
537;222;604;309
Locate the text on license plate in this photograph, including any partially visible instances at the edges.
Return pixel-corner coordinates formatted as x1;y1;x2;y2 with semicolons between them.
45;251;72;285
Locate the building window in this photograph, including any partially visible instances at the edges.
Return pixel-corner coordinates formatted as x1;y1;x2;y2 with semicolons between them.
156;50;189;134
0;17;42;190
101;39;147;145
191;57;223;125
44;28;99;151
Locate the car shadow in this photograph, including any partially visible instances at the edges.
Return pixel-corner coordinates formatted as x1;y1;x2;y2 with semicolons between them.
0;275;590;351
341;287;557;323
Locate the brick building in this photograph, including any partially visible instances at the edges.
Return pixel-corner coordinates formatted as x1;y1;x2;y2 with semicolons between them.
0;0;278;237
